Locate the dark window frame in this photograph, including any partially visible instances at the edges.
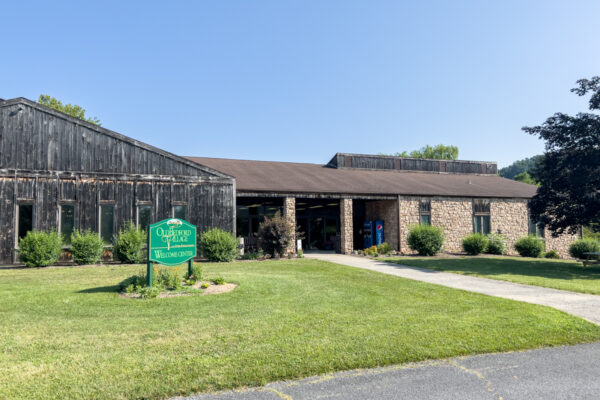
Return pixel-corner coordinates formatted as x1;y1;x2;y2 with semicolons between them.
419;198;431;225
473;199;491;234
16;201;34;247
137;204;152;232
59;203;77;244
99;203;115;244
172;204;187;220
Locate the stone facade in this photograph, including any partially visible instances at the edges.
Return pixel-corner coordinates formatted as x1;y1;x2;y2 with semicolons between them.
545;229;579;259
490;199;528;256
340;198;353;254
365;199;399;250
398;196;420;254
283;197;296;254
430;197;473;253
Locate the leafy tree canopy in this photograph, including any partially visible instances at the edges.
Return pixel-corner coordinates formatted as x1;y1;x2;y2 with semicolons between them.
38;94;101;126
499;155;543;179
523;76;600;235
514;171;539;186
384;144;459;160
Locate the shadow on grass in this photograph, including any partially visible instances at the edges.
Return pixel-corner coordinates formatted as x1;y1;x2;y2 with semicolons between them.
77;285;119;293
387;257;600;281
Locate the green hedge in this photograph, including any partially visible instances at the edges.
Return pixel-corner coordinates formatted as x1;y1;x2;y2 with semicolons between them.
569;239;600;259
19;231;62;267
462;233;488;255
113;221;147;264
71;230;105;265
514;235;545;258
200;228;237;262
407;225;444;256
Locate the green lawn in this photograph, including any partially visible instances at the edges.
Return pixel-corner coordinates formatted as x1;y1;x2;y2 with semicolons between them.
384;256;600;295
1;259;600;399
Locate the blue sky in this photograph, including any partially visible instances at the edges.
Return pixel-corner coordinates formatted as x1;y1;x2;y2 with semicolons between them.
2;1;599;167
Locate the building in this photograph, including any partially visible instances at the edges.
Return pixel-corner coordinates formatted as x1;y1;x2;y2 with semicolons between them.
0;98;234;264
188;155;576;257
0;97;576;264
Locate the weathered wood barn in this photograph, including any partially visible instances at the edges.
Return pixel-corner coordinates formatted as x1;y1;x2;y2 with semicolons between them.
0;97;234;264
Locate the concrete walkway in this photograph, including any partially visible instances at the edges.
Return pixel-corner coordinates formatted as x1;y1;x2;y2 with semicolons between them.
305;253;600;325
181;342;600;399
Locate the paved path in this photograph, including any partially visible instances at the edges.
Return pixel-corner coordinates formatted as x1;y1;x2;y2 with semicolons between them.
180;342;600;399
305;253;600;324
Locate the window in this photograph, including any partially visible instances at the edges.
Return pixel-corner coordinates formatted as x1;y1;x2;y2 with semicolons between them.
529;218;545;238
173;205;187;220
60;204;76;243
473;199;491;234
419;199;431;225
137;205;151;232
17;204;33;241
99;204;115;243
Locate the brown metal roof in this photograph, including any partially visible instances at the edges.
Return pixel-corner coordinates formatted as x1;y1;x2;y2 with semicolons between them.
186;157;537;199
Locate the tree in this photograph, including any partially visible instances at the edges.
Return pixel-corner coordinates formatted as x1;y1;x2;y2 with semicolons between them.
385;144;459;160
513;171;538;185
498;155;544;179
522;76;600;235
38;94;101;126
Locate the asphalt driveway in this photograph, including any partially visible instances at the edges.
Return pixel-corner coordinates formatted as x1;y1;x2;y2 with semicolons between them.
180;342;600;400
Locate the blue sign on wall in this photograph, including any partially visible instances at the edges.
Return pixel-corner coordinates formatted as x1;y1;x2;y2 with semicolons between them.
375;220;384;246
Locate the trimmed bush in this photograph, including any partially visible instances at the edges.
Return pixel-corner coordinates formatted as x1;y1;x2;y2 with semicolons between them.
544;250;560;259
462;233;488;255
486;234;506;255
18;231;63;267
257;211;295;257
407;225;444;256
113;221;147;264
569;239;600;259
364;245;379;256
70;230;104;265
377;242;393;255
514;235;545;258
201;228;237;262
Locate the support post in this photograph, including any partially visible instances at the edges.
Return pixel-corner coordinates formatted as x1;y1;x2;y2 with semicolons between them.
340;198;354;254
283;197;296;255
188;259;194;279
147;261;153;287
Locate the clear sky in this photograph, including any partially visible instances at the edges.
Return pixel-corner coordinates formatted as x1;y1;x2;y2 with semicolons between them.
1;1;599;167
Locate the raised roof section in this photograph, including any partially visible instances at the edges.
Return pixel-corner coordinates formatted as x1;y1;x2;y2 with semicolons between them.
327;153;498;175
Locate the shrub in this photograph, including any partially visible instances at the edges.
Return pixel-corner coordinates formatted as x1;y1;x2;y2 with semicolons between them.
462;233;488;255
239;252;260;260
514;235;545;258
201;228;238;262
200;283;210;289
486;234;506;255
157;269;181;290
257;211;295;257
407;225;444;256
544;250;560;259
212;277;226;285
297;250;304;258
18;231;63;267
118;272;148;292
569;239;600;259
113;221;146;264
377;242;393;255
70;230;104;265
138;286;160;299
188;263;203;281
364;245;379;256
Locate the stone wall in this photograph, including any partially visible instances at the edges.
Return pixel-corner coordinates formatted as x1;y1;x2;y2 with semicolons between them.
545;229;579;259
340;198;353;254
283;197;296;254
430;197;473;253
398;196;420;254
365;199;399;250
490;199;528;256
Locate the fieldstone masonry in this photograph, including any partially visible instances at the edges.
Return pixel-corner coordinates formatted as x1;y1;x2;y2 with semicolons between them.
340;198;353;254
365;200;400;251
430;197;473;254
283;197;296;254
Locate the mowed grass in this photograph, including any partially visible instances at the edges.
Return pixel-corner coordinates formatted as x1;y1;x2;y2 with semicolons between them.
1;260;600;399
385;256;600;295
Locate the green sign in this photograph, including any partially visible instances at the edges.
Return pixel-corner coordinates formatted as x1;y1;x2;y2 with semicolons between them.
147;218;197;286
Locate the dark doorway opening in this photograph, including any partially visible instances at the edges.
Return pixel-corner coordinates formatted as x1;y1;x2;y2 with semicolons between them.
296;199;340;251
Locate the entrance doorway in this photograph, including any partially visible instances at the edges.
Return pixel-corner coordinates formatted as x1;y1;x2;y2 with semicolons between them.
296;199;340;251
